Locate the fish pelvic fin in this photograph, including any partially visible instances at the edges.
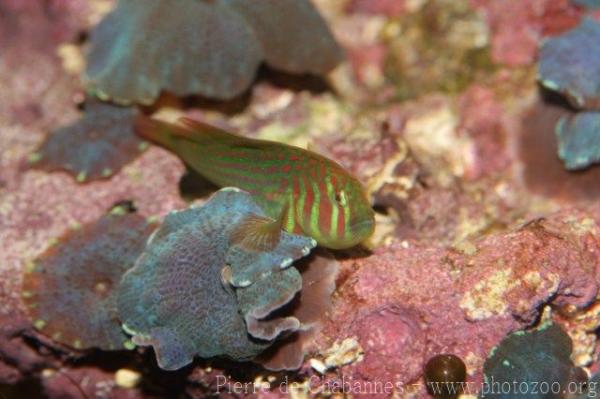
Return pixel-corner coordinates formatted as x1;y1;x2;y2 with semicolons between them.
229;207;287;252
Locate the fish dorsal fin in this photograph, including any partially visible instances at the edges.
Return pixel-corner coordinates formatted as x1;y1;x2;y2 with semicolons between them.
229;208;286;252
179;117;286;152
177;117;241;142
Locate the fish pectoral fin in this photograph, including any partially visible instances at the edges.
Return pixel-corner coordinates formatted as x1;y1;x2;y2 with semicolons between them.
229;213;282;252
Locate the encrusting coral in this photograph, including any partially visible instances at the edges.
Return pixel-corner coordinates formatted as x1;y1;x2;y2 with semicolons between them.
539;17;600;110
30;99;146;182
85;0;342;104
481;324;590;399
116;188;317;370
21;208;156;351
556;112;600;171
538;17;600;171
20;187;327;372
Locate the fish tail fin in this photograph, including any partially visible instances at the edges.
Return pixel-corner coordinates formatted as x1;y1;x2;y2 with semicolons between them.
134;114;187;150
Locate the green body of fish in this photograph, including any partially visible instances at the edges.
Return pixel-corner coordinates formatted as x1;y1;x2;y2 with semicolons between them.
136;116;375;249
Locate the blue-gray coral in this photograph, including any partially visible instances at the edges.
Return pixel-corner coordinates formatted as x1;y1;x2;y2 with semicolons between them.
85;0;342;105
31;100;145;182
21;209;155;351
481;324;580;399
116;188;316;370
223;0;343;74
556;112;600;170
573;0;600;9
85;0;261;104
237;267;302;341
538;18;600;110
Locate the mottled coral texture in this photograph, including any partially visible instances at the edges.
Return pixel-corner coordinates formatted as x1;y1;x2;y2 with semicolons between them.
539;17;600;110
117;189;315;370
85;0;342;104
22;211;155;351
31;100;146;181
481;324;578;399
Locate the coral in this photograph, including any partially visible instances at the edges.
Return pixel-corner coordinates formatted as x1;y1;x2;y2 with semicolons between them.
31;100;146;182
539;18;600;110
481;324;578;399
85;0;342;104
236;267;303;341
86;0;261;104
556;112;600;170
22;210;156;351
574;0;600;9
224;0;343;75
225;234;316;289
117;189;315;370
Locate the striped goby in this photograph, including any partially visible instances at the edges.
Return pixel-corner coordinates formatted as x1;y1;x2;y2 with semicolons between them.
135;116;375;250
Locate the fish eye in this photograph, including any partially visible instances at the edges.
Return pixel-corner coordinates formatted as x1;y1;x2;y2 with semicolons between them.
334;190;347;206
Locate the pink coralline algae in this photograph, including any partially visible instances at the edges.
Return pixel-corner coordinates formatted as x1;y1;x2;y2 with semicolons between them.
353;306;426;386
323;212;600;389
457;85;510;179
0;0;85;189
471;0;582;66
